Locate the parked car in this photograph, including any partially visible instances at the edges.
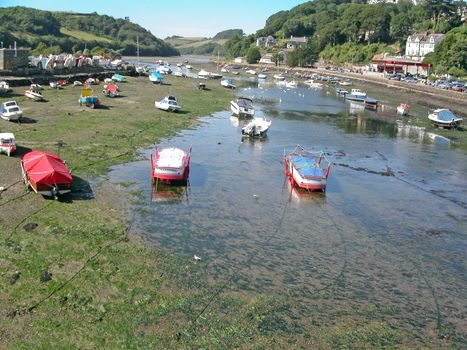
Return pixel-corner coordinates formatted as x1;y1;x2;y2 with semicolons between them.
450;84;465;92
388;74;401;81
401;77;418;83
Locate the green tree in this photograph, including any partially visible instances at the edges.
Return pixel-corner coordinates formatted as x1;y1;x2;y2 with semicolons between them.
246;46;261;64
71;44;80;54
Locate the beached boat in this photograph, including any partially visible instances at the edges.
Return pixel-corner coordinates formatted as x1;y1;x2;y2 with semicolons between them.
155;95;181;112
339;80;352;86
24;88;44;101
30;83;42;90
0;81;11;93
221;67;230;73
221;79;236;89
49;81;62;89
209;72;223;80
246;69;256;75
73;81;83;86
344;88;367;102
257;73;267;79
285;80;297;88
198;70;210;79
149;72;164;84
284;145;331;192
79;88;101;108
0;132;16;156
21;151;73;199
241;117;272;138
186;65;192;70
85;78;98;85
397;103;410;116
150;146;191;183
230;97;255;118
428;109;463;128
364;98;378;111
0;101;23;122
304;79;323;88
173;71;186;78
273;74;285;81
111;74;125;82
102;83;119;97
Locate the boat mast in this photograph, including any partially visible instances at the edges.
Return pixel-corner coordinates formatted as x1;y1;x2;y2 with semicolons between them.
217;50;219;72
136;36;140;66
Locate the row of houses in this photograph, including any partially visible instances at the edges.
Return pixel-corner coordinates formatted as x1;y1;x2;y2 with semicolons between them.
256;36;308;50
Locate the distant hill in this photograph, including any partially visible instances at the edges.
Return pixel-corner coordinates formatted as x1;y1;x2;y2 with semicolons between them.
165;37;226;55
213;29;244;40
0;7;179;56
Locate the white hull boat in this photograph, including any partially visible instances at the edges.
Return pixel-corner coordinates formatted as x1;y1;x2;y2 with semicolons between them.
155;95;181;112
221;79;236;89
397;103;410;116
257;73;267;79
230;97;255;118
151;146;191;183
304;79;323;88
24;89;44;101
285;80;297;88
242;117;272;137
0;101;23;122
273;74;285;81
428;109;462;128
0;132;16;156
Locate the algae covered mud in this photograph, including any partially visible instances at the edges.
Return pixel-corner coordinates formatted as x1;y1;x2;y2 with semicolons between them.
110;79;467;347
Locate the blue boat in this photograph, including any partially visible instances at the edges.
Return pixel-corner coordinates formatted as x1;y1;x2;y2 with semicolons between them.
345;88;367;102
149;72;164;84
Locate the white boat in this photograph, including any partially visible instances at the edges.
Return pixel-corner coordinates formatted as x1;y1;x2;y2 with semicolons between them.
257;73;267;79
149;72;164;84
221;79;236;89
30;83;42;90
49;81;62;89
0;132;16;156
0;81;11;93
209;72;223;80
221;67;230;73
428;109;462;128
24;89;44;101
273;74;285;81
397;103;410;116
186;65;193;69
241;117;272;137
230;97;255;118
285;80;297;88
246;69;256;75
0;101;23;122
173;71;186;77
339;80;352;86
304;79;323;88
155;95;181;112
198;70;210;79
344;88;367;102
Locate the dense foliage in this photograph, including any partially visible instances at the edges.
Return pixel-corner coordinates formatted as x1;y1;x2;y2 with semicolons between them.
424;25;467;75
223;0;465;73
213;29;244;40
246;46;261;64
0;7;178;56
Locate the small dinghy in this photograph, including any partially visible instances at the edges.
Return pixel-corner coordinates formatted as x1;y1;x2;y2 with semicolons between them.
150;146;191;184
397;103;410;116
242;117;272;138
221;79;236;89
155;95;181;112
24;88;44;101
0;132;16;156
79;88;101;108
284;145;331;192
102;83;119;97
21;150;73;199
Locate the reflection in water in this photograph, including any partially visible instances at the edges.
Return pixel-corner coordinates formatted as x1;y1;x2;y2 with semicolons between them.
151;181;189;204
109;82;466;345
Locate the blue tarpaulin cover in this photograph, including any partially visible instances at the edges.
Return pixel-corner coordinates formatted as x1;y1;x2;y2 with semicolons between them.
291;156;323;177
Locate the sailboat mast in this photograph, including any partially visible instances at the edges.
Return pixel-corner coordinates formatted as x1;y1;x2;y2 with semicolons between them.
136;36;140;65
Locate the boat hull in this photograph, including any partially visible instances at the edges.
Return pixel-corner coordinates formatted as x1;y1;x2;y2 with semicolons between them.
230;101;255;118
25;90;44;101
151;147;191;184
287;161;327;191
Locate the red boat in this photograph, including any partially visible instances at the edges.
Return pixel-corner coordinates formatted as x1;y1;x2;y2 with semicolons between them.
150;146;191;184
102;83;119;97
21;151;73;198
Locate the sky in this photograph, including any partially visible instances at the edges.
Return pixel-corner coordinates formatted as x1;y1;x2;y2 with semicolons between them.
1;0;308;38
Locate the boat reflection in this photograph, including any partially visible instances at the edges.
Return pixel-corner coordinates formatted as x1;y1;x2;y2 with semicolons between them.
151;181;189;204
396;122;450;145
286;180;326;206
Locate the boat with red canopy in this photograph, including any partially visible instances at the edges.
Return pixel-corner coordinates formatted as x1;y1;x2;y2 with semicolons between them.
21;151;73;198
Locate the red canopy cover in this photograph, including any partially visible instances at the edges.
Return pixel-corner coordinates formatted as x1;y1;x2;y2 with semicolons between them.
22;151;72;185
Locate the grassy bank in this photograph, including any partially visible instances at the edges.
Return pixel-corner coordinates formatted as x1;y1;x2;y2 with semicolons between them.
0;76;457;348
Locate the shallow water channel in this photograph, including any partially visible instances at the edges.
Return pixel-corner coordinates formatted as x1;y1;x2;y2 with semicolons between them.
109;79;466;341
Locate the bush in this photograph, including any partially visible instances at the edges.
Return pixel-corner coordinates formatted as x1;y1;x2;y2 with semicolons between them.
246;46;261;64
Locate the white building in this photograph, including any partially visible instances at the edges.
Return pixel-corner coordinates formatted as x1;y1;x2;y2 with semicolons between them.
234;57;245;64
256;36;275;47
405;33;445;60
259;53;274;64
